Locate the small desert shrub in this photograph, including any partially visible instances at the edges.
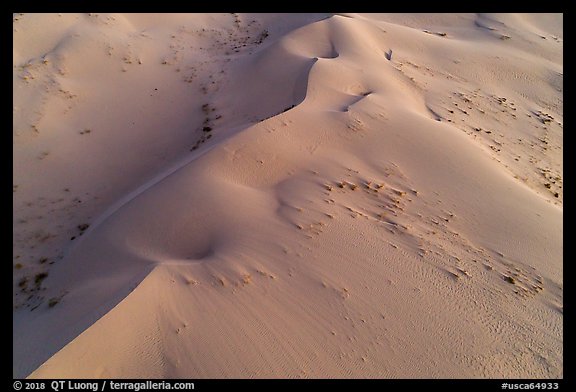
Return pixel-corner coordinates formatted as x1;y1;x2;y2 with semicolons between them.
48;298;60;308
18;277;28;288
35;272;48;286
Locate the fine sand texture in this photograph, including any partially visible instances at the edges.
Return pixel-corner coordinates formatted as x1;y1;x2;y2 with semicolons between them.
13;13;562;378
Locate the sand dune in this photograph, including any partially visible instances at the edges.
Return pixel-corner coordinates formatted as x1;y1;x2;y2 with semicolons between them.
13;13;562;378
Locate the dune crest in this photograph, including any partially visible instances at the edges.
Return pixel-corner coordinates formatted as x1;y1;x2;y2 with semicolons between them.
13;13;562;379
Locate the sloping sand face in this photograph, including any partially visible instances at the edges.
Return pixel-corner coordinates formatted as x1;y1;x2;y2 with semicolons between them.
13;13;562;379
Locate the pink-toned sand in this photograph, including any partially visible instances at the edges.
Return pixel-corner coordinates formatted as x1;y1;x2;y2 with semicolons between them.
13;13;562;378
